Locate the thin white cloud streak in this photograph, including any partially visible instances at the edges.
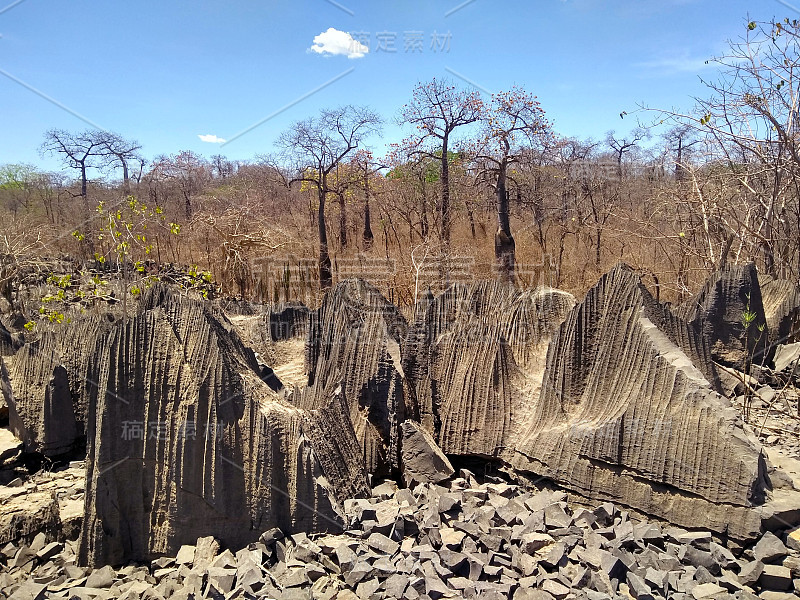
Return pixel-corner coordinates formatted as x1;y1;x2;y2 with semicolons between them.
635;52;714;75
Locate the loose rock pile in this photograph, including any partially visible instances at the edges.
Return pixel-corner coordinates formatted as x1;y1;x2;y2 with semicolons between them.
2;471;800;600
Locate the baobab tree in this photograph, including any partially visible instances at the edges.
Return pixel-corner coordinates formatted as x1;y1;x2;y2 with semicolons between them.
605;127;649;178
663;125;700;182
41;129;139;209
400;79;483;252
277;105;382;289
99;133;143;195
149;151;211;220
351;149;385;250
475;87;551;282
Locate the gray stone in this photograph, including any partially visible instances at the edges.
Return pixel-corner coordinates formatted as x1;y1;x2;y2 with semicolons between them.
758;565;793;591
539;542;567;569
694;566;717;585
677;531;713;549
709;542;737;569
738;561;764;587
772;343;800;373
193;536;220;569
85;565;115;588
260;527;284;545
520;533;555;554
541;579;571;599
367;532;400;555
35;541;62;561
758;593;797;600
627;572;652;598
684;547;721;575
753;533;788;564
691;583;727;599
644;567;668;591
544;504;572;529
401;420;455;485
174;545;195;565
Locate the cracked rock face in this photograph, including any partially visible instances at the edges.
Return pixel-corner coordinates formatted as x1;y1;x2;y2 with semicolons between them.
77;285;368;567
509;264;768;541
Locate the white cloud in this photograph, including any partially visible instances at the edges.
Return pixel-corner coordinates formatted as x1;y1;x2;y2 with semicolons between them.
198;134;226;144
309;27;368;59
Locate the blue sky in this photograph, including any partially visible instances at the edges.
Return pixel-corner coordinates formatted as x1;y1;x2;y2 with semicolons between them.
0;0;791;173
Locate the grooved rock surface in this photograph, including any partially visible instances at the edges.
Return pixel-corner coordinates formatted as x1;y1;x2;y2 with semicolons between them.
2;342;75;457
300;280;407;476
509;264;768;540
401;282;575;458
268;302;310;342
676;262;770;369
0;317;114;456
77;285;368;567
761;276;800;348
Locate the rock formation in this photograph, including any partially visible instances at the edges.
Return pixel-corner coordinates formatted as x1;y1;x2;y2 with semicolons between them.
77;285;368;566
3;264;800;571
509;264;768;540
1;317;112;457
761;275;800;350
676;262;770;370
401;282;576;459
299;279;407;476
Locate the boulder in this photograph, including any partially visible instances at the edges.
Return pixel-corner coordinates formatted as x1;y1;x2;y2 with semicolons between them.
400;420;454;484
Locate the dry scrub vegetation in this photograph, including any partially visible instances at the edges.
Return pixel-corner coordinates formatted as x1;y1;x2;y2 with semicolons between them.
2;18;800;311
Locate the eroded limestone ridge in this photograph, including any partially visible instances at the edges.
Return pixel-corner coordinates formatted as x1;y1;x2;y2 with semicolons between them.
1;317;113;457
510;264;768;540
77;285;368;567
300;279;407;476
675;262;770;370
401;281;576;461
761;275;800;350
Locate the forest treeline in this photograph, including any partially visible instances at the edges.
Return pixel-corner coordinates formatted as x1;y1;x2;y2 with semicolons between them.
1;17;799;308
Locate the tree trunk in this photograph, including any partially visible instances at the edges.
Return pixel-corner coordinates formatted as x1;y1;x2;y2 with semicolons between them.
121;158;130;196
420;192;429;239
318;181;332;290
363;195;374;250
440;135;451;248
80;162;88;208
467;209;476;239
595;227;602;266
338;193;347;250
494;164;515;284
80;161;96;254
